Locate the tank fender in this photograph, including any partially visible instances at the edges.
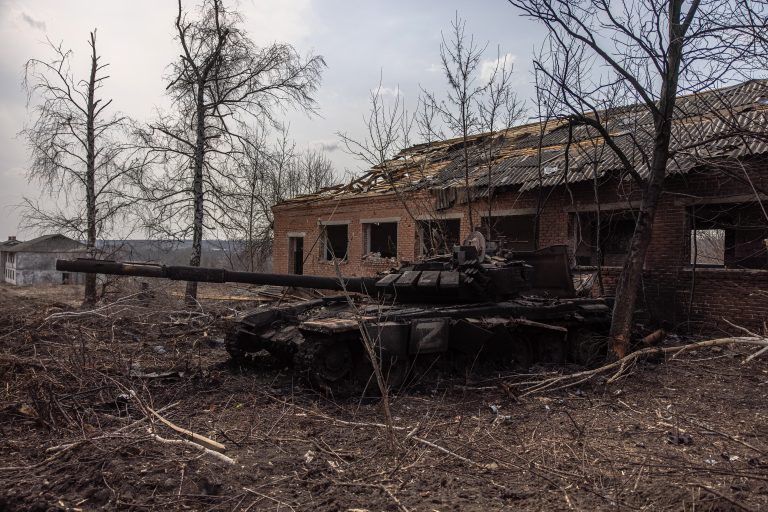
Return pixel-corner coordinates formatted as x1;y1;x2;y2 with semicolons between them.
241;298;334;329
240;309;279;329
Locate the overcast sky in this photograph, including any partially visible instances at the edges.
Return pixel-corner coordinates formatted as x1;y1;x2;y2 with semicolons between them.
0;0;545;239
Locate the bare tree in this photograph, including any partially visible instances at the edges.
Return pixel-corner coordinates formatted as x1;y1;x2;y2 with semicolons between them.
421;14;526;237
338;80;459;251
338;81;418;215
23;30;141;305
508;0;768;357
223;127;337;271
422;14;488;231
138;0;325;302
476;51;524;237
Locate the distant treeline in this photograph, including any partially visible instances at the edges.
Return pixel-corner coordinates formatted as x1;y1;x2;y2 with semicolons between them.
96;240;272;271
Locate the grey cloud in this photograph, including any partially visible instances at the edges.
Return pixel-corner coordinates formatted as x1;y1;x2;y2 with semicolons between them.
20;12;45;31
310;140;340;152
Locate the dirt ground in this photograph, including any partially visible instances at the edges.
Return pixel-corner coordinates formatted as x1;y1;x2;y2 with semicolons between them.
1;281;767;512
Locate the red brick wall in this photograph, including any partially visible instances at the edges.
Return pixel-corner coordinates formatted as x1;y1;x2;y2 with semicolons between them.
273;194;424;277
273;163;768;332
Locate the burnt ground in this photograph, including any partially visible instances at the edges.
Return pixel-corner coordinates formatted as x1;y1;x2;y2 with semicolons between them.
1;282;767;512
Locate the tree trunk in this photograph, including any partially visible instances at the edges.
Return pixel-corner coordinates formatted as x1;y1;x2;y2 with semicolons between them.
608;0;687;357
185;80;206;304
462;120;474;233
608;177;665;357
83;31;98;306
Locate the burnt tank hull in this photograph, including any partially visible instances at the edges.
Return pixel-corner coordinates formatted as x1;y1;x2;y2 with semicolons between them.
226;294;611;391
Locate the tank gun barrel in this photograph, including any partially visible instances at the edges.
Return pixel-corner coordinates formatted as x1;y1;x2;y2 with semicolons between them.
56;259;379;295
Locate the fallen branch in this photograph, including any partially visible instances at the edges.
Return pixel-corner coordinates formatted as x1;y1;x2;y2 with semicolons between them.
410;434;484;468
312;413;482;466
43;293;143;322
744;345;768;363
516;337;768;397
115;384;227;454
113;401;180;435
149;433;235;465
0;441;81;472
147;405;227;453
721;318;768;363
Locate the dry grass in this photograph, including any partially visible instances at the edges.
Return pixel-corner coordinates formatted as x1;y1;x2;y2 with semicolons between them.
1;282;767;511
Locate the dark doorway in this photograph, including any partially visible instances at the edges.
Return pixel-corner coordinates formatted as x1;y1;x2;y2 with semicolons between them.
288;237;304;275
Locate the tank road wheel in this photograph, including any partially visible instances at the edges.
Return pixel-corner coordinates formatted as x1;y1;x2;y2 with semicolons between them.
296;337;353;392
225;327;252;365
351;352;410;394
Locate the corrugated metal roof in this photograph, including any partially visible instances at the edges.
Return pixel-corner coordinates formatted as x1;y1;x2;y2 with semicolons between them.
280;79;768;206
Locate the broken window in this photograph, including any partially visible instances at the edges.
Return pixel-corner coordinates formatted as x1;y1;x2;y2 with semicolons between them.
418;219;460;256
571;210;637;267
690;229;725;266
288;236;304;274
321;224;348;261
363;222;398;258
480;215;536;251
688;203;768;269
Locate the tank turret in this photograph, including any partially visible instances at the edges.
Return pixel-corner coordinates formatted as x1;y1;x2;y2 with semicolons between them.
56;234;574;302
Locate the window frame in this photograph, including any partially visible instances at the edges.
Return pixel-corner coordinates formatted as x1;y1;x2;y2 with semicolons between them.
480;213;537;251
570;210;638;268
320;223;350;262
417;218;461;256
362;221;398;259
686;202;768;270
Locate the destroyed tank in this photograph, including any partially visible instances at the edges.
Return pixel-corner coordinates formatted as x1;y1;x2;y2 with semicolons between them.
57;233;612;392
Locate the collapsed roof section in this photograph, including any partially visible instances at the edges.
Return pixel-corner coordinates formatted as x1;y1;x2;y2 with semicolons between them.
278;80;768;207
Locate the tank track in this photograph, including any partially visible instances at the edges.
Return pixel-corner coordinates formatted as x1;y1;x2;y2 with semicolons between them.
224;327;249;362
292;337;326;388
292;335;358;394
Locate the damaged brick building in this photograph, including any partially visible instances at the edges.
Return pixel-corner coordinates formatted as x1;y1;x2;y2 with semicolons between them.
273;80;768;330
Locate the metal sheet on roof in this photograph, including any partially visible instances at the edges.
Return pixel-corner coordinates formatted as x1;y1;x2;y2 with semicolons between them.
278;80;768;206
